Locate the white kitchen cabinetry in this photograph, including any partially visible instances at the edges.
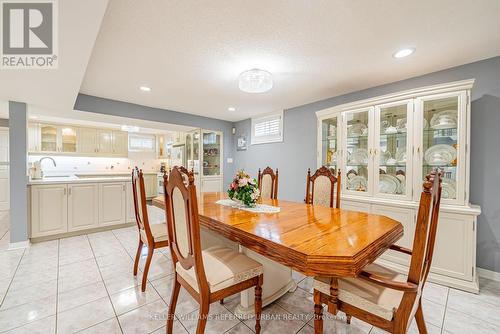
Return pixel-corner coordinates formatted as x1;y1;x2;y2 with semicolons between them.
126;181;136;223
78;128;98;154
98;182;126;226
143;174;158;199
30;181;135;239
28;123;40;152
31;184;68;237
68;184;99;232
29;123;128;157
316;79;480;292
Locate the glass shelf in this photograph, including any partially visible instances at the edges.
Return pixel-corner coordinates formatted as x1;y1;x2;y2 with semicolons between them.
423;164;457;168
346;134;368;140
380;164;407;167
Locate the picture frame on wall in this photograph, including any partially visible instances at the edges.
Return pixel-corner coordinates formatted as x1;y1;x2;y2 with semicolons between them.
237;135;247;151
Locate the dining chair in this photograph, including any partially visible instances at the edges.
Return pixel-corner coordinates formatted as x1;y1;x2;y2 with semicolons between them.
312;170;443;334
258;166;278;200
305;166;341;208
131;168;169;292
163;167;264;334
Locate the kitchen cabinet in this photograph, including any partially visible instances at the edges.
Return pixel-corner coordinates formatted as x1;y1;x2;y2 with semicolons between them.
28;123;40;152
143;174;158;199
68;183;99;232
28;123;128;157
30;181;135;239
98;182;126;226
31;184;68;237
112;131;128;155
316;79;480;292
126;181;136;223
78;128;98;154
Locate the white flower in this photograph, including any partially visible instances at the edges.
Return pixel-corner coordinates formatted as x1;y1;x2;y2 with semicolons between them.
238;177;248;186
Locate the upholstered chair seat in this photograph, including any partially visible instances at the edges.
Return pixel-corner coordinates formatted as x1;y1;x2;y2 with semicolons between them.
176;246;264;293
314;263;405;321
140;223;168;244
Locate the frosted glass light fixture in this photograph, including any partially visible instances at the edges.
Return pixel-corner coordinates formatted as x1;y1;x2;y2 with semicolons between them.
238;69;273;93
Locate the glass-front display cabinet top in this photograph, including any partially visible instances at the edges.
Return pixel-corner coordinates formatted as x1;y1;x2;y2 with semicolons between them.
344;109;370;193
321;116;339;174
377;103;410;197
40;125;57;152
202;131;221;176
61;127;77;153
422;96;459;200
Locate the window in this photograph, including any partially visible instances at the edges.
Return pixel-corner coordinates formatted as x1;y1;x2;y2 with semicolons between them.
128;133;156;152
251;111;283;145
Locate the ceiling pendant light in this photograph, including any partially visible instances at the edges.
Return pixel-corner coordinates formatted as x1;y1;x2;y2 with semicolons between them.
238;69;273;93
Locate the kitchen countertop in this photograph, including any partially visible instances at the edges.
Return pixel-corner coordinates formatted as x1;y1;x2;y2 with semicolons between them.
28;171;159;185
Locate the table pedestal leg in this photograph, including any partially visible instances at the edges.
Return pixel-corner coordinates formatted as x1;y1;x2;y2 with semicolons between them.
327;278;339;315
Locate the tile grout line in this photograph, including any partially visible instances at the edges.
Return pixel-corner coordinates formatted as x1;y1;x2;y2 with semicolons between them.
86;234;125;334
0;247;25;308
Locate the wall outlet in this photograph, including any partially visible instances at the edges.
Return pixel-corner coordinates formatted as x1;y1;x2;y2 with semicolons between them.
227;158;233;163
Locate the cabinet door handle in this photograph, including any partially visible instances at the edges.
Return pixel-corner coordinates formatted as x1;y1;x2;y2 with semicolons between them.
123;185;126;192
68;188;72;196
64;188;67;195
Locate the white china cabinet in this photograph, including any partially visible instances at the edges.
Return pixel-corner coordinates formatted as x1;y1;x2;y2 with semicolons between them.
316;79;481;292
185;129;223;193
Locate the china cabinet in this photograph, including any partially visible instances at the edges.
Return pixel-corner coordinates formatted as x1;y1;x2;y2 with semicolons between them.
316;79;480;293
184;129;223;193
201;130;223;192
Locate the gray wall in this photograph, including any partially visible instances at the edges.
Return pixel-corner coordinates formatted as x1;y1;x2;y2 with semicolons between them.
233;56;500;273
74;94;236;186
9;102;28;243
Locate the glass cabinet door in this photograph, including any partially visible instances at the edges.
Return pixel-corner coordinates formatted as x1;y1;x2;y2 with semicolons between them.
418;93;464;202
375;101;412;199
40;125;58;152
343;108;372;194
192;130;200;175
320;116;340;174
60;127;77;153
202;131;221;176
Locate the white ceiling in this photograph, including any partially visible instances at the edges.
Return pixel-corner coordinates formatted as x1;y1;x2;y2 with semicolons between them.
0;0;109;117
80;0;500;122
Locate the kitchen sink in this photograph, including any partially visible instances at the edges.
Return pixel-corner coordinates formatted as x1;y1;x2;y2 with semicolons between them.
43;175;70;178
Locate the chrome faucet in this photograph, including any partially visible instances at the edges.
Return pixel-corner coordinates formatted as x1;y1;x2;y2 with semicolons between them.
32;157;57;179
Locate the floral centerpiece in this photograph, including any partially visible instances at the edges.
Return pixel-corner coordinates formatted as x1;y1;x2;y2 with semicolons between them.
228;170;260;207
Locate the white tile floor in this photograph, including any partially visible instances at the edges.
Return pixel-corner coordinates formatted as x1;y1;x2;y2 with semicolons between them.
0;206;499;333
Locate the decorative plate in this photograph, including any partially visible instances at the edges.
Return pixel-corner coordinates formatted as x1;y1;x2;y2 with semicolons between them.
430;110;458;129
424;144;457;166
385;126;398;134
379;174;400;194
441;178;457;199
395;148;407;164
380;150;391;165
396;118;407;133
349;148;369;164
347;175;367;192
347;122;368;137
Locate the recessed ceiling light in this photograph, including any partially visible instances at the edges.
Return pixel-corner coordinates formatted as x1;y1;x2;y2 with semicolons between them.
228;107;236;112
139;86;151;92
393;48;415;58
238;69;273;93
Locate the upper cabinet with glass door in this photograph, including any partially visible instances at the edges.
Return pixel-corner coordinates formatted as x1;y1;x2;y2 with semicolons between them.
415;91;467;205
320;115;340;174
374;100;413;200
202;130;222;177
317;79;473;206
343;107;372;195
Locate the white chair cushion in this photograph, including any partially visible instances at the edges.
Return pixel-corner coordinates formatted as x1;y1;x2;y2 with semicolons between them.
313;263;405;321
140;223;168;243
176;246;263;292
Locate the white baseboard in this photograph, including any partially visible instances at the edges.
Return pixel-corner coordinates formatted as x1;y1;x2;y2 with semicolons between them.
8;240;30;250
477;267;500;282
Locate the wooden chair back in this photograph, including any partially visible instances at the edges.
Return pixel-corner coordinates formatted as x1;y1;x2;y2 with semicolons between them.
306;166;341;208
131;168;152;241
163;167;209;292
258;167;278;200
408;170;442;286
394;170;442;329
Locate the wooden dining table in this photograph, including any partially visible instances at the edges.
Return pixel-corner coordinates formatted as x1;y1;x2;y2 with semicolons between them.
152;192;403;314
